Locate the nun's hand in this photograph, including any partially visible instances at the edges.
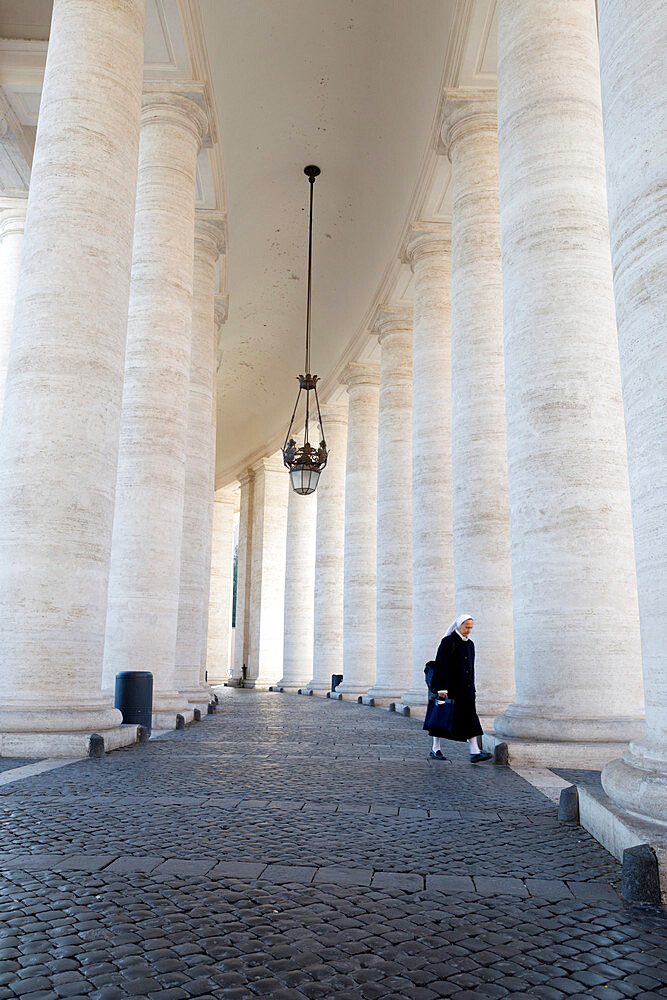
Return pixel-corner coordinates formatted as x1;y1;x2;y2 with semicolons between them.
438;690;448;699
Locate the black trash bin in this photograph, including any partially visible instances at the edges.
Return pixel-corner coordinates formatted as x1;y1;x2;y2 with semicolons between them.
115;671;153;735
331;673;343;692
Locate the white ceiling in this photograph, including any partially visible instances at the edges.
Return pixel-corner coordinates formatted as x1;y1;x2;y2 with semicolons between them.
203;0;455;482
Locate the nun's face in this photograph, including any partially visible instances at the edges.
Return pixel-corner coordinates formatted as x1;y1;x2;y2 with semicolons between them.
460;618;474;637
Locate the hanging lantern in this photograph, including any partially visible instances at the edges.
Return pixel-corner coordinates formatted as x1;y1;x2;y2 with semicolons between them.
282;165;328;496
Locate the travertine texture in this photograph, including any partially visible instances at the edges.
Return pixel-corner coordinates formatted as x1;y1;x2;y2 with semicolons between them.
309;405;348;693
247;456;289;688
200;295;227;687
400;225;454;708
0;0;145;746
494;0;644;743
206;486;237;686
368;307;413;700
232;471;254;681
102;93;208;728
442;97;515;717
279;481;317;690
338;364;380;697
0;198;27;428
175;212;225;710
597;0;667;822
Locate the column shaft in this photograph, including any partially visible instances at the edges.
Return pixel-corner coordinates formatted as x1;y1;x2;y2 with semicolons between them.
442;98;515;717
175;212;225;709
0;198;27;428
368;308;413;701
597;0;667;820
103;93;208;728
338;364;380;697
494;0;643;744
280;484;317;689
247;457;289;688
0;0;145;752
206;487;237;686
232;471;254;681
401;227;454;708
309;405;348;693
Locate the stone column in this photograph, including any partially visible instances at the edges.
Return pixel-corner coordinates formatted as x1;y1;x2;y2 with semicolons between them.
199;298;227;688
337;364;380;698
175;210;225;711
247;455;289;688
441;95;515;718
102;92;208;729
400;225;454;710
308;404;348;694
232;470;254;682
206;486;237;686
279;484;317;690
367;306;413;702
0;197;27;428
494;0;644;749
597;0;667;821
0;0;145;755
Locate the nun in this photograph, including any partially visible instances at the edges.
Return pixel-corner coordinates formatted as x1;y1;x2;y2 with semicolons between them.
427;614;492;763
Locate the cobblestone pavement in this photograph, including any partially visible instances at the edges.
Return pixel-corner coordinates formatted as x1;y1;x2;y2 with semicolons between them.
0;689;664;1000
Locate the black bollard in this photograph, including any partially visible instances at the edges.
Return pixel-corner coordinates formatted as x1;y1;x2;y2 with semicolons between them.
558;785;579;823
137;725;150;744
193;708;201;722
175;713;185;730
89;733;105;758
493;742;509;766
622;844;661;904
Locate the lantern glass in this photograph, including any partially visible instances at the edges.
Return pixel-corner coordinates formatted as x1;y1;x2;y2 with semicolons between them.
290;465;320;495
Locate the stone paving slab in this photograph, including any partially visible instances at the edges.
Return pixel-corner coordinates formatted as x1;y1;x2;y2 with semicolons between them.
0;689;663;1000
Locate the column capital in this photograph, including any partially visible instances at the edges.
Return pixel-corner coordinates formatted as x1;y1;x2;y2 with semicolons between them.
371;304;412;344
141;91;209;147
400;222;452;269
214;483;239;508
319;401;349;426
195;209;227;259
340;360;380;390
0;198;28;239
237;468;256;490
440;88;497;160
251;455;286;477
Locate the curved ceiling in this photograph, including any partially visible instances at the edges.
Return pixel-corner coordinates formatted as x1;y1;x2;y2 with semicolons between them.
203;0;454;483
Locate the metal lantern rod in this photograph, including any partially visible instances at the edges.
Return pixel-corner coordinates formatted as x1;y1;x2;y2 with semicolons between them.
304;164;319;376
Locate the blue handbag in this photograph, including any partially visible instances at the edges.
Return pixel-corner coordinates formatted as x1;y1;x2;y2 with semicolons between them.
422;697;455;735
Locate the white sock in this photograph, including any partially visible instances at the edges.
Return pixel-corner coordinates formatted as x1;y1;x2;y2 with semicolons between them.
468;737;481;755
432;737;441;753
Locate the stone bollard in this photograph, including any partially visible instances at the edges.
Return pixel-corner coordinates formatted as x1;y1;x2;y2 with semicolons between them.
137;725;150;744
89;734;105;758
493;742;509;766
207;701;216;714
558;785;579;823
622;844;661;904
193;708;201;722
175;714;185;730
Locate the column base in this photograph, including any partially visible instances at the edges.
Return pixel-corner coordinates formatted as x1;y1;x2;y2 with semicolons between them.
494;704;645;744
336;681;374;698
179;688;212;714
482;731;634;769
602;740;667;826
400;687;429;708
0;723;139;758
304;685;331;697
365;685;409;703
152;708;195;729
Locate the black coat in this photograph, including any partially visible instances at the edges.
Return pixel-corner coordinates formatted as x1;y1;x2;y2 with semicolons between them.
427;632;483;741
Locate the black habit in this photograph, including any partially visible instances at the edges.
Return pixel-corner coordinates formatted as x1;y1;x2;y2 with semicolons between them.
427;631;483;742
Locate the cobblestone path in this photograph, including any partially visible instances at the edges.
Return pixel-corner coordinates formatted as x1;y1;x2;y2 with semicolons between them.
0;689;664;1000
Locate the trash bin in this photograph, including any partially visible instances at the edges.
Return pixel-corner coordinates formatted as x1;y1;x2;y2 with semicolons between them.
115;671;153;735
331;673;343;692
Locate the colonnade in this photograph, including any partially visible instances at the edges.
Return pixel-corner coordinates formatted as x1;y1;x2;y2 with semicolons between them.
219;0;665;825
0;0;662;825
0;0;224;752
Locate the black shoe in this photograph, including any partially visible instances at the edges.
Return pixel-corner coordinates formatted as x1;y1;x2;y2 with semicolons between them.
470;752;492;763
429;749;446;760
